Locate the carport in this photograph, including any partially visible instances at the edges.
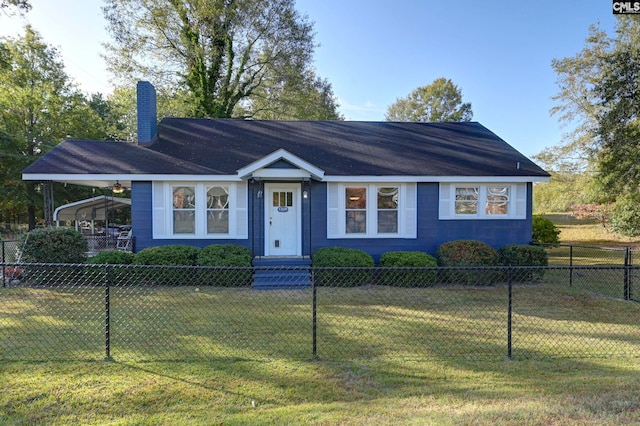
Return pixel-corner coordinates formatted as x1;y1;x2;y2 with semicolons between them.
53;195;131;233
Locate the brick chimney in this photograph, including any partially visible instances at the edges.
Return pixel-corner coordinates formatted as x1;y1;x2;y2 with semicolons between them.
136;81;157;144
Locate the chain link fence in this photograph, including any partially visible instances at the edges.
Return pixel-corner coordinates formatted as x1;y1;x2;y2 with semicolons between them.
2;262;639;362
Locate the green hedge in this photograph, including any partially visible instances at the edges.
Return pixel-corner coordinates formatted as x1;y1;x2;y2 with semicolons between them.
197;244;253;286
312;247;374;287
498;244;548;282
532;215;560;245
437;240;500;285
133;245;201;285
86;250;135;265
18;228;89;285
21;227;88;263
379;251;437;287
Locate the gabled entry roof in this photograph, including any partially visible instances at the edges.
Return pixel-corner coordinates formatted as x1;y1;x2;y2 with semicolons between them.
237;149;325;180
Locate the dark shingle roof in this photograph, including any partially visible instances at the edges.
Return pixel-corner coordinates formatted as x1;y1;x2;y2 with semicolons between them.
23;119;549;178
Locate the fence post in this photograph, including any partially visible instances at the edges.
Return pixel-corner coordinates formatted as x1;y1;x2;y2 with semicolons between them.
624;247;630;301
105;265;112;361
569;245;573;287
630;250;634;301
312;268;318;360
507;267;513;360
2;240;5;288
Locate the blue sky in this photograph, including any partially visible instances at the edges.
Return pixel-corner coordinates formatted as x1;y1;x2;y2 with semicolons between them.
0;0;618;158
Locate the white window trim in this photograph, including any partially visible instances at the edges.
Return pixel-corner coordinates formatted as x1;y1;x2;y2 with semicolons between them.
439;183;527;220
327;182;417;239
153;181;248;239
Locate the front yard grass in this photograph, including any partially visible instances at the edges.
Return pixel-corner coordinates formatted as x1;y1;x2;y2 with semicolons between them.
2;281;640;424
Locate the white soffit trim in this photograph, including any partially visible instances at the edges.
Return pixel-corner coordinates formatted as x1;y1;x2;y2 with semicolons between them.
22;173;242;183
236;148;325;180
321;176;550;183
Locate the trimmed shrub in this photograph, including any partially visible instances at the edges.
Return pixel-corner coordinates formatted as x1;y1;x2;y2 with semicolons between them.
312;247;374;287
379;251;437;287
197;244;252;286
19;227;90;286
498;244;548;282
21;227;88;263
86;250;135;265
532;215;560;245
437;240;500;285
133;245;200;266
133;244;201;285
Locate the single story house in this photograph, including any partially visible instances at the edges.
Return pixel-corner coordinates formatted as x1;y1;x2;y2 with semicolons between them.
23;81;550;263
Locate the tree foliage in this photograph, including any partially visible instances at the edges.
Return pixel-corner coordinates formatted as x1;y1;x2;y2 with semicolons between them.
548;24;611;172
385;77;473;122
0;26;111;229
0;0;30;15
610;193;640;237
546;16;640;237
248;68;343;120
591;17;640;196
102;0;339;120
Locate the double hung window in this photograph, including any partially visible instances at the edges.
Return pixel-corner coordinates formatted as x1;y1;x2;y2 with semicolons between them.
154;182;247;239
440;183;524;219
328;183;416;238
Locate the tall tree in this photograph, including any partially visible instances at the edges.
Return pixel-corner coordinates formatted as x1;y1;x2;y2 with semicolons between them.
592;18;640;197
249;67;343;120
0;26;105;229
103;0;333;119
385;78;473;122
545;23;611;173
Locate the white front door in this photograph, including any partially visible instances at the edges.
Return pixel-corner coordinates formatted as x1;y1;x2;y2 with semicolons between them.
265;183;301;256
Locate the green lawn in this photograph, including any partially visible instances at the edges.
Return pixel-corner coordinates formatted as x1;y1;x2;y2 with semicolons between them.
2;282;640;424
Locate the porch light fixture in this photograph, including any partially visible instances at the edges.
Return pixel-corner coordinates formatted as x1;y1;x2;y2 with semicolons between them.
303;190;308;199
112;181;125;194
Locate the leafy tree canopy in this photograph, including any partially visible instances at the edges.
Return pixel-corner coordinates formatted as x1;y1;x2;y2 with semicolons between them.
102;0;340;120
385;77;473;122
0;26;112;228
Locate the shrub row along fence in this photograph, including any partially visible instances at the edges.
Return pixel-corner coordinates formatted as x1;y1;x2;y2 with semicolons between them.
1;262;640;362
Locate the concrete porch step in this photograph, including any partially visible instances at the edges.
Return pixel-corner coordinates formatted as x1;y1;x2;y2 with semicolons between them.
252;257;312;290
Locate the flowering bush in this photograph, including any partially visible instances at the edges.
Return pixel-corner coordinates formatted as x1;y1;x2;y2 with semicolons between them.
437;240;499;267
4;266;22;279
437;240;500;285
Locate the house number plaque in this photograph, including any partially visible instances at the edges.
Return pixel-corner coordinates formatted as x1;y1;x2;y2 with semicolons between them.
277;207;289;212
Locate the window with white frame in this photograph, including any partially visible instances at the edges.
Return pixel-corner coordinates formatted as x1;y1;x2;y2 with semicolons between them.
454;187;479;215
327;183;416;238
206;185;229;234
377;187;399;233
485;186;510;215
439;183;525;220
153;182;247;239
172;186;196;234
345;187;367;233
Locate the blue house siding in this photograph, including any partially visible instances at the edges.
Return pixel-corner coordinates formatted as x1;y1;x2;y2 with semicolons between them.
131;181;254;252
308;182;533;263
132;180;533;261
